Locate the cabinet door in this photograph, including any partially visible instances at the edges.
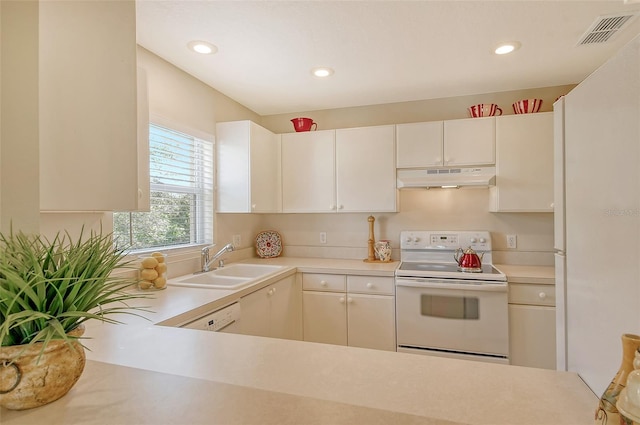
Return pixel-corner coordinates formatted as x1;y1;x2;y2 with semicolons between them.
239;285;271;337
269;275;302;340
217;121;280;213
282;131;336;212
509;304;557;370
490;113;554;212
443;117;495;166
303;291;347;345
336;125;397;212
347;294;396;351
250;124;281;213
39;1;138;211
396;122;443;167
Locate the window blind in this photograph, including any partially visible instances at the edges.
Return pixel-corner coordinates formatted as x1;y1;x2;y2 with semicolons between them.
145;124;214;247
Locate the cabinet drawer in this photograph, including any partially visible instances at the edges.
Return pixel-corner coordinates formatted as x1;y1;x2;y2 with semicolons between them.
347;275;394;295
509;284;555;306
303;273;346;292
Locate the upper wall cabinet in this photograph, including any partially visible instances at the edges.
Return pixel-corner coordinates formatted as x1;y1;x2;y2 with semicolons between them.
281;126;397;213
396;121;443;168
39;1;140;211
336;125;397;212
396;117;495;168
281;130;336;213
217;121;281;213
489;112;554;212
443;117;495;166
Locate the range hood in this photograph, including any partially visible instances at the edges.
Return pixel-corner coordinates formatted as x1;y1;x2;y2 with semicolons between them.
397;167;496;189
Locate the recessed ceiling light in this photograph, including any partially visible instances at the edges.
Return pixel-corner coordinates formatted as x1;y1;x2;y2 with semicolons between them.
187;40;218;55
311;67;334;78
494;41;521;55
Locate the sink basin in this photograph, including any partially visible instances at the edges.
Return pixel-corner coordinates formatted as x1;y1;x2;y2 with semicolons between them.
168;263;285;290
211;263;284;278
172;274;252;289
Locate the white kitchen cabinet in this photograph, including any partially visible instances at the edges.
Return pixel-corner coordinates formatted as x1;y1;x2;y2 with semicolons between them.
490;113;554;212
39;1;140;211
303;291;348;345
302;273;396;351
508;282;557;370
281;125;396;213
281;130;336;213
336;125;397;212
239;274;302;340
396;118;494;168
396;121;444;168
443;117;495;166
217;121;281;213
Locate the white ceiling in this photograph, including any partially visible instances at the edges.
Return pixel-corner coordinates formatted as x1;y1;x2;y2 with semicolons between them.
136;0;640;115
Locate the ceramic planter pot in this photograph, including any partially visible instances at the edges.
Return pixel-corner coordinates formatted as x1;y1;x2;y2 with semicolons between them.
0;325;86;410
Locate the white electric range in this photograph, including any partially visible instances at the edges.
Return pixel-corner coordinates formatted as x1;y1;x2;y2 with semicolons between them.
395;230;509;364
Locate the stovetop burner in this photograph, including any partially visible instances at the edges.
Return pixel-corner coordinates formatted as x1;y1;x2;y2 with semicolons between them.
396;231;506;282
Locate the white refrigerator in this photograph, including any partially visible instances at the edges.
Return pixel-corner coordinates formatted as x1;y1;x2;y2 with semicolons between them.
554;34;640;396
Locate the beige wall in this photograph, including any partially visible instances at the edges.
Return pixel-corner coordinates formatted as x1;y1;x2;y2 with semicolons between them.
1;1;40;234
260;85;574;134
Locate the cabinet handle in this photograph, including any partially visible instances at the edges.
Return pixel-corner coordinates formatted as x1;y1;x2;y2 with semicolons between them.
268;288;274;296
339;297;345;303
347;297;353;303
366;282;373;289
251;204;256;210
538;292;547;300
329;205;336;210
338;205;344;210
320;280;328;287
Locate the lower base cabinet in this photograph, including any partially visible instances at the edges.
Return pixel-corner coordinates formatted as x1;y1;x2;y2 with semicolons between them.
508;282;556;370
239;274;302;340
302;273;396;351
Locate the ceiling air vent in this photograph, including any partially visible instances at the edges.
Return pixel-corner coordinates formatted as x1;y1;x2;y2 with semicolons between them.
577;13;638;45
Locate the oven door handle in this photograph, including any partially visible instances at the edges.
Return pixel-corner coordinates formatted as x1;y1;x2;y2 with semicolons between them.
395;278;507;292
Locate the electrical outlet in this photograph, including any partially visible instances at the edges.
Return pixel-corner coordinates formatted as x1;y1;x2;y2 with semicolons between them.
506;234;517;249
232;234;241;248
320;232;327;244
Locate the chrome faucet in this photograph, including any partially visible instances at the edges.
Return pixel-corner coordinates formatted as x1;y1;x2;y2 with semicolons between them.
201;243;234;273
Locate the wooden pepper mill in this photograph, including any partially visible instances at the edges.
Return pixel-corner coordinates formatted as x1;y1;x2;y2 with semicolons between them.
367;215;376;262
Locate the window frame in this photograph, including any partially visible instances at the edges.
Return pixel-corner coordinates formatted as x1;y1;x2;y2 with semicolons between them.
114;116;215;254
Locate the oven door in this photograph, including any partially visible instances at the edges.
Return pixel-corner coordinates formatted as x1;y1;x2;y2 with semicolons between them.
396;277;509;363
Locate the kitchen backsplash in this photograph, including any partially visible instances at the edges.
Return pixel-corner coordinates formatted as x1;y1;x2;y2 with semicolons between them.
217;188;554;266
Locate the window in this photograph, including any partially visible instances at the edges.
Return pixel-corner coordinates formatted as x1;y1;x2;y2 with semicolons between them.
113;123;214;251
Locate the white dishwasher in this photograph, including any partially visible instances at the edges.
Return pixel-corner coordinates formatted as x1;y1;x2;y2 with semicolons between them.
182;302;241;333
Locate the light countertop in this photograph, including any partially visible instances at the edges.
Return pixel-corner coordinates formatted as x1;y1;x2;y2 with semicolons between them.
494;263;555;284
3;257;587;425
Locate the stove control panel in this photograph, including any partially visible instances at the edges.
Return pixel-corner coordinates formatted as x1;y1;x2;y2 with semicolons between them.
401;231;491;251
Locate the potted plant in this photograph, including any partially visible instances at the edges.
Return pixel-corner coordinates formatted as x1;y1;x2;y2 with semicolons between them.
0;228;147;410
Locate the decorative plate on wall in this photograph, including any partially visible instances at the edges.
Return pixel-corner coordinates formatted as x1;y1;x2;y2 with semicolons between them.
255;230;283;258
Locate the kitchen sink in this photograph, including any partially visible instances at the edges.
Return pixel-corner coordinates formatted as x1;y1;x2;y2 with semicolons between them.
210;263;284;278
168;263;285;290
